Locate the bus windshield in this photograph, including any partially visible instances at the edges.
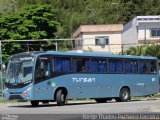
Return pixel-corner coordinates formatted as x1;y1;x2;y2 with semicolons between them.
6;56;34;84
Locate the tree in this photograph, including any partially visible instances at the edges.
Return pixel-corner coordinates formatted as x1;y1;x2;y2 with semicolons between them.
123;44;160;60
1;0;160;38
1;0;160;61
0;4;59;40
145;44;160;59
0;4;60;61
124;45;148;56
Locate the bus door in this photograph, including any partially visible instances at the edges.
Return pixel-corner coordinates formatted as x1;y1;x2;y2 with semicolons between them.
34;55;53;100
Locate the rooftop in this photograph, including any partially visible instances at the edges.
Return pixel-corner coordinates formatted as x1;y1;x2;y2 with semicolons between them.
73;24;123;38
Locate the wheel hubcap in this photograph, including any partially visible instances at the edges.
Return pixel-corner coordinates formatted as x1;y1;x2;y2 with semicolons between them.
61;94;65;102
122;90;128;99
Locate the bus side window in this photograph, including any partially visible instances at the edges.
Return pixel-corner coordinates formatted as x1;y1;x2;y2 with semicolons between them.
150;61;157;73
44;61;51;77
91;59;106;73
52;59;54;72
125;60;138;74
54;57;71;72
131;61;138;73
139;61;144;73
108;59;123;73
125;60;131;73
72;58;89;73
139;60;151;74
35;56;51;83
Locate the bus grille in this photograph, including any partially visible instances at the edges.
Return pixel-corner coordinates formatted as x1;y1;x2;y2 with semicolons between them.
9;95;23;100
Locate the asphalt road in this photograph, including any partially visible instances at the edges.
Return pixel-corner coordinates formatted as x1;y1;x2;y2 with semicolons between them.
0;100;160;120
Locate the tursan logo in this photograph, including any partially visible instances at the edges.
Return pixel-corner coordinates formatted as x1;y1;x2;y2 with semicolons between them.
72;78;96;83
20;57;33;61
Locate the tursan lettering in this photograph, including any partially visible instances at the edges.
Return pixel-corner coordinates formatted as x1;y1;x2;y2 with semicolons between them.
20;57;33;61
72;78;96;83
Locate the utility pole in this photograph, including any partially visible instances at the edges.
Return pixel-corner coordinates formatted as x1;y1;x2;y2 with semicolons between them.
0;41;3;99
55;42;58;51
121;44;124;54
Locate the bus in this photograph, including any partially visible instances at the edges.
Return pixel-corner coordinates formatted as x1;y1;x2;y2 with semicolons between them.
3;51;159;106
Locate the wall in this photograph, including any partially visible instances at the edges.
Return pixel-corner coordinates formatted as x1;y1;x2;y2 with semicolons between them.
122;16;160;50
74;31;122;54
138;22;160;41
122;17;137;51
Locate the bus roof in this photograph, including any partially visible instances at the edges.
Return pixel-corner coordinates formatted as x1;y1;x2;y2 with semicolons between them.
45;51;157;60
12;51;157;60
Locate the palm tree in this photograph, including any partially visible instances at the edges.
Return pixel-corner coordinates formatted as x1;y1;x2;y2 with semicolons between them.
145;44;160;59
123;43;160;60
124;45;148;56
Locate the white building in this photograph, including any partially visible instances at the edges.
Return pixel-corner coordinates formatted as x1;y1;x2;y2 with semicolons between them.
122;15;160;50
73;24;123;54
72;15;160;53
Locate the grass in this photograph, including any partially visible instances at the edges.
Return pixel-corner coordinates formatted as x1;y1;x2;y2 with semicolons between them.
154;93;160;97
132;93;160;100
0;97;28;104
0;99;17;104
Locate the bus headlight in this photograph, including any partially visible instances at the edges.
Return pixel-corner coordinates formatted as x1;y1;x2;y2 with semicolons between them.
22;86;32;97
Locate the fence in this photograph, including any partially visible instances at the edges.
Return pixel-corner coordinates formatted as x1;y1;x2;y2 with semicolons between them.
0;71;5;99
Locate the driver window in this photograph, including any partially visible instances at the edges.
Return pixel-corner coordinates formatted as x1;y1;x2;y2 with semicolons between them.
35;56;51;83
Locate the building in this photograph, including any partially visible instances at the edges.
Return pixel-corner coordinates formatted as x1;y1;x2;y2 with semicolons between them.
122;15;160;50
73;15;160;53
73;24;123;53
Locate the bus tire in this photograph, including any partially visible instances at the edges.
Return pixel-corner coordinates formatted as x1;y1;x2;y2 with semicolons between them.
95;98;107;103
116;87;130;102
31;101;39;107
56;89;66;106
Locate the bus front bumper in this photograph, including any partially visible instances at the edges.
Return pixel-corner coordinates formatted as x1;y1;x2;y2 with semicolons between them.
3;88;31;101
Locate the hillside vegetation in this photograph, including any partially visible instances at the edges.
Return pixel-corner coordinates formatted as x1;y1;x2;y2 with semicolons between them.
0;0;160;61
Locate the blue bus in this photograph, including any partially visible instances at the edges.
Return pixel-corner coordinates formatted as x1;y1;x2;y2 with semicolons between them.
3;51;159;106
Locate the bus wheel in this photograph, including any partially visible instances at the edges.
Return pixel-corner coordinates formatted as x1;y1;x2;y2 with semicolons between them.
116;87;130;102
56;89;66;106
95;98;107;103
31;101;39;107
